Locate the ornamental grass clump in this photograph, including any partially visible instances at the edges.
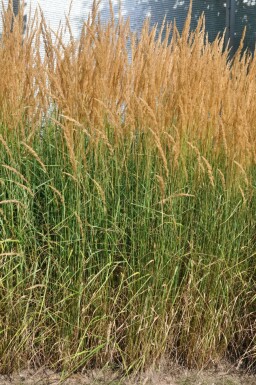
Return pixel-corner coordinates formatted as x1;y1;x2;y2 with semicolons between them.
0;0;255;376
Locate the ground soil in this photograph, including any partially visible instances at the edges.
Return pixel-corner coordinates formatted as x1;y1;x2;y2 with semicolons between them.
0;364;255;385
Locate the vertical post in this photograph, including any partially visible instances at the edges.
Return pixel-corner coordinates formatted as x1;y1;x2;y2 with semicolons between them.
225;0;235;52
10;0;19;32
13;0;20;17
11;1;27;34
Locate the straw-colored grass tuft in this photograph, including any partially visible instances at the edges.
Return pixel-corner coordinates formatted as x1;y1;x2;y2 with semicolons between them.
0;0;255;377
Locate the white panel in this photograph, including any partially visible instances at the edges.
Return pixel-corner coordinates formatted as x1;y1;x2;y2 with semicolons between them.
0;0;9;38
25;0;132;42
0;1;147;44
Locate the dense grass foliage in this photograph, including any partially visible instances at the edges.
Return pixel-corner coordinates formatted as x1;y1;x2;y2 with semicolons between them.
0;1;255;375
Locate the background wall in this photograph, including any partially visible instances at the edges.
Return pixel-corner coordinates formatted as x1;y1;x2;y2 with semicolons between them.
234;0;256;52
23;0;227;43
0;0;9;38
1;1;256;53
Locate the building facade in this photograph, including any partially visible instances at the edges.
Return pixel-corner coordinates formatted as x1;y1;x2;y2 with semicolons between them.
1;1;256;54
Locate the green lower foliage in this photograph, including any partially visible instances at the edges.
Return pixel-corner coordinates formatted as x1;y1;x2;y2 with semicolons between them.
0;125;255;374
